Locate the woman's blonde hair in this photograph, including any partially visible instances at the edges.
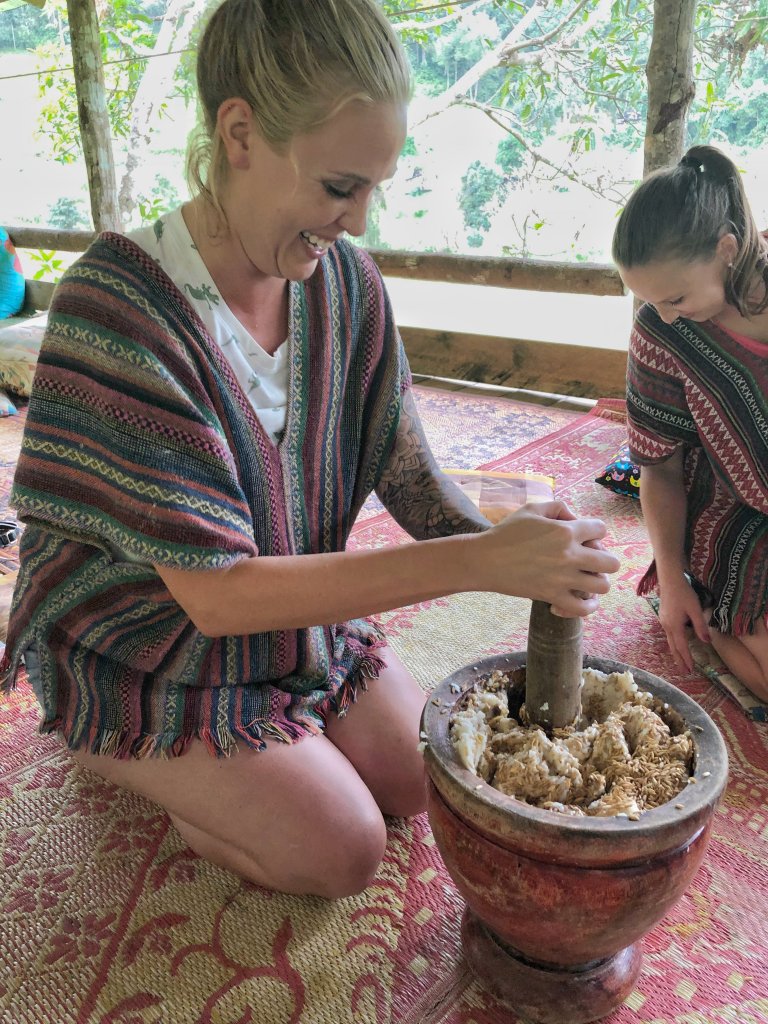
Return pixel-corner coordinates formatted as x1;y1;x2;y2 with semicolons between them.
187;0;411;225
612;145;768;317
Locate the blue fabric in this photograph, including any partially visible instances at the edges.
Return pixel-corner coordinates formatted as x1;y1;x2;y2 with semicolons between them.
0;228;25;319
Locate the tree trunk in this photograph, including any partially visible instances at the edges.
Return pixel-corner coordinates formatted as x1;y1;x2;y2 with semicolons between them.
66;0;121;232
643;0;698;176
117;0;208;223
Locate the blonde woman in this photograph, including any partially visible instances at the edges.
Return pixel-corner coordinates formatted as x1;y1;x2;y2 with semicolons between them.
3;0;618;897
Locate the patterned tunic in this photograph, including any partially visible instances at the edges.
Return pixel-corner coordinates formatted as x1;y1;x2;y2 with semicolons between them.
0;233;411;757
627;303;768;635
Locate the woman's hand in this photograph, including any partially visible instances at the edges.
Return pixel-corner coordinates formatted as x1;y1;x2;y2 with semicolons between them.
473;500;620;617
656;575;711;673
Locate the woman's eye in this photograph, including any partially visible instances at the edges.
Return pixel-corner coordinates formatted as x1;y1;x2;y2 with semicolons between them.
670;297;684;306
324;183;353;200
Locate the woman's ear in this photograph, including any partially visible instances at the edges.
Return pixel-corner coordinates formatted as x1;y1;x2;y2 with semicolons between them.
217;98;254;170
716;232;739;267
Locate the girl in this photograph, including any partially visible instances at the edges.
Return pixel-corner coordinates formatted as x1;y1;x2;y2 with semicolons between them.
613;144;768;702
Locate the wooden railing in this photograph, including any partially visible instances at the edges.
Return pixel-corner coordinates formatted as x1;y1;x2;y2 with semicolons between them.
8;225;628;398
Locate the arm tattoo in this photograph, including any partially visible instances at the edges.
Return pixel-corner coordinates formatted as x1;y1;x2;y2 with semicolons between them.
376;389;490;540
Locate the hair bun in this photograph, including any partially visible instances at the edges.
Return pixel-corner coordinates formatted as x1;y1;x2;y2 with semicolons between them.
679;152;704;173
680;145;735;184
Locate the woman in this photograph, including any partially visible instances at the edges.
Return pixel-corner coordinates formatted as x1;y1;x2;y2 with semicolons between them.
2;0;618;897
613;144;768;702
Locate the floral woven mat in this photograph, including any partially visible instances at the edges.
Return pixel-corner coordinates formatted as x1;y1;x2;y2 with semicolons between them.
1;389;767;1024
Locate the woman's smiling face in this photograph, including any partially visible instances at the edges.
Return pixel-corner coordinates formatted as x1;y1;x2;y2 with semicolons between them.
220;99;407;282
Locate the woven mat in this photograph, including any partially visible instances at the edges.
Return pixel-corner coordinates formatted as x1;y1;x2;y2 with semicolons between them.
2;388;767;1024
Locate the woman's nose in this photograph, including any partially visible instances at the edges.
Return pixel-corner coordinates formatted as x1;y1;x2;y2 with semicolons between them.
339;194;373;238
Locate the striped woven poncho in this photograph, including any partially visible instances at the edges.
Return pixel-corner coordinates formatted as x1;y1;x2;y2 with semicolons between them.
627;302;768;635
1;234;410;757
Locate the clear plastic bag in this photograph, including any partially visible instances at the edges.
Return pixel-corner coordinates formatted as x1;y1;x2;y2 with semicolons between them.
443;469;555;524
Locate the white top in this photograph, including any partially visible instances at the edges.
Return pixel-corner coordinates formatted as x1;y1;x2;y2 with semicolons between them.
127;208;289;443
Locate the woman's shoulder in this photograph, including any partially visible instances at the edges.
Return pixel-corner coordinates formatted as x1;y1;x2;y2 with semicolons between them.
51;229;181;321
330;237;384;279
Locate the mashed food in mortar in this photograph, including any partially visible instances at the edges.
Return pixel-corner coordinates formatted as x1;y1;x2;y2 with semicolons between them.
449;668;693;818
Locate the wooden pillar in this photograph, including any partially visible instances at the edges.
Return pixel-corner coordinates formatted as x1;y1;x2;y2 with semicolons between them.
644;0;698;176
65;0;122;232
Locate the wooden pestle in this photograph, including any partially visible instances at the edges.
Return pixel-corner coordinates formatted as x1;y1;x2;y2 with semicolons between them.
524;600;583;731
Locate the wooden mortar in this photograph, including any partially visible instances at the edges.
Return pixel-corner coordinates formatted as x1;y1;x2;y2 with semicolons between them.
420;615;729;1024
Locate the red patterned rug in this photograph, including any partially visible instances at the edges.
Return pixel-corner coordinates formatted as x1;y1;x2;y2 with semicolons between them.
1;387;766;1024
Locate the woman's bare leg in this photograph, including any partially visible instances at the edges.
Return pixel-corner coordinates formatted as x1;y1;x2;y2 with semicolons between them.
324;645;427;818
70;645;427;896
73;732;387;897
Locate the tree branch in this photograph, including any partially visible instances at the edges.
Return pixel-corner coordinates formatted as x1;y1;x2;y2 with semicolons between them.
461;97;626;204
393;3;484;34
388;0;480;16
499;0;592;60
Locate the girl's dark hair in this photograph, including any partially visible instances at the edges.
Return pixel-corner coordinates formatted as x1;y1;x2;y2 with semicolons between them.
612;145;768;317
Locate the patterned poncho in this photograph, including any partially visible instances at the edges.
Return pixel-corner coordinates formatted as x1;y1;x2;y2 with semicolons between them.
1;234;410;757
627;303;768;635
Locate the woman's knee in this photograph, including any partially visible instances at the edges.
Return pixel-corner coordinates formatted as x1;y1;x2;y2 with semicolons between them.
172;804;388;899
379;758;428;819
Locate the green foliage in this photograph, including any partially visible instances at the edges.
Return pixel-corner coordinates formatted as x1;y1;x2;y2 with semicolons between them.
496;134;526;173
401;135;418;157
47;196;89;230
136;174;182;224
34;0;161;163
6;0;767;261
29;249;64;282
0;3;56;50
460;160;505;234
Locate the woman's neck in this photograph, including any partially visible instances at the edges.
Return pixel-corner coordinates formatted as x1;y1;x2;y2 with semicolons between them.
182;199;289;355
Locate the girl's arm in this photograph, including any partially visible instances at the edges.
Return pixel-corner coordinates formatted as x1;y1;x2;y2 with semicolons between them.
641;450;711;670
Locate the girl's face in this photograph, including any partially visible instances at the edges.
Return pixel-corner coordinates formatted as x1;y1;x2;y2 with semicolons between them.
220;99;407;282
619;240;735;325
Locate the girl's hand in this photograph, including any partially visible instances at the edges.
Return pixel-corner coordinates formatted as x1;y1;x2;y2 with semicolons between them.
657;575;711;673
477;500;620;617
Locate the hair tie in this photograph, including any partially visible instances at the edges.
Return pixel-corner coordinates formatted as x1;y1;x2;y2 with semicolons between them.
680;153;705;174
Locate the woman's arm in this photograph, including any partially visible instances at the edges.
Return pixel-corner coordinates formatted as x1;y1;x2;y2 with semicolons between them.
375;388;490;538
155;500;619;638
641;449;711;670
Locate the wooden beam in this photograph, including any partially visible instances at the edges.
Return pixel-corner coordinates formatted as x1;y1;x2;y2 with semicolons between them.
7;227;97;251
400;326;628;399
369;250;625;296
6;230;624;298
65;0;121;232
